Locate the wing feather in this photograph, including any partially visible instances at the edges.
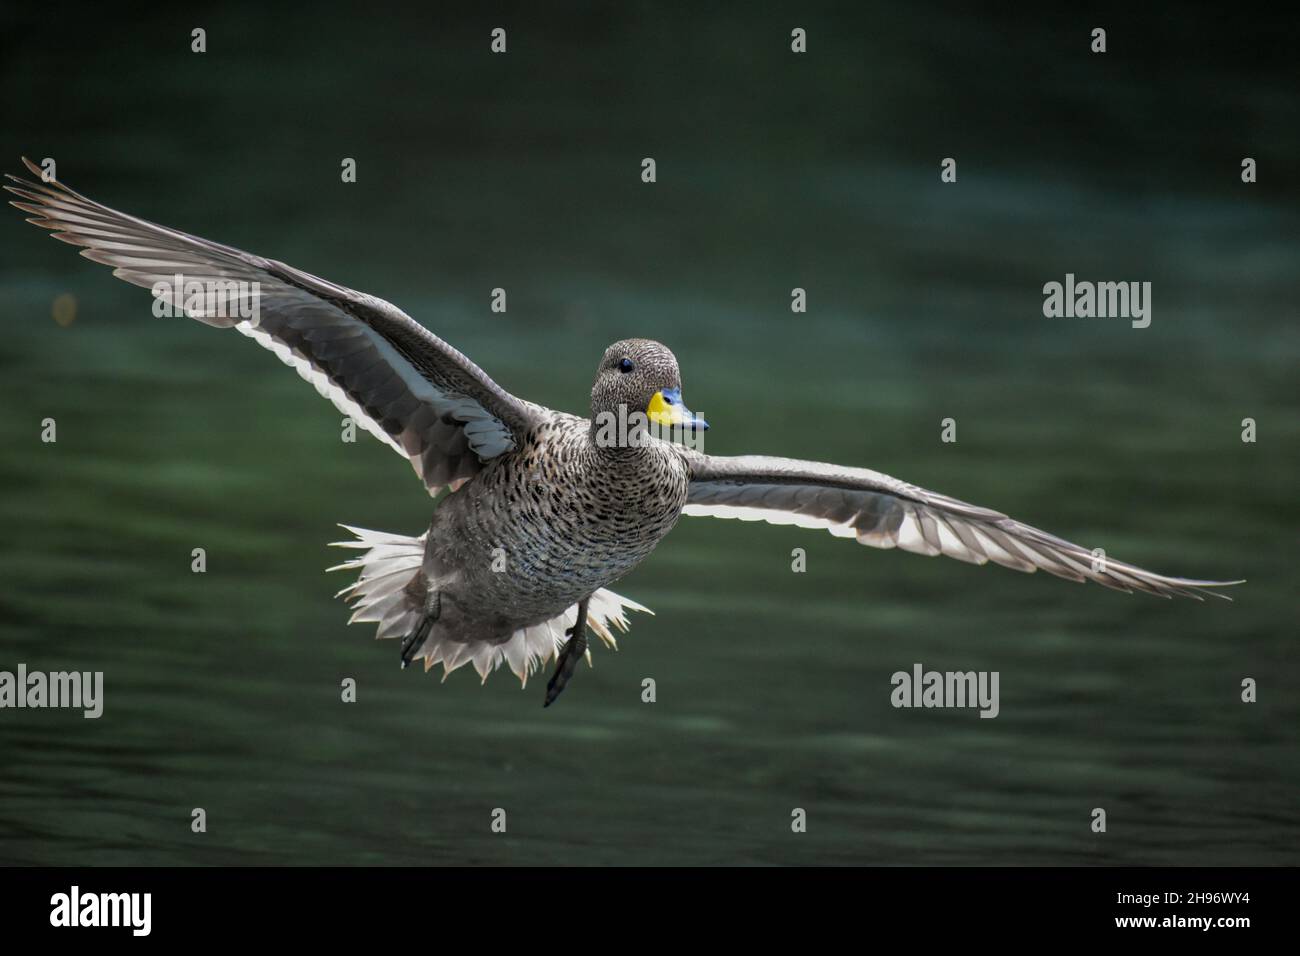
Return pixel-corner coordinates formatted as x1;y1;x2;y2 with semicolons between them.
683;451;1242;601
6;157;543;496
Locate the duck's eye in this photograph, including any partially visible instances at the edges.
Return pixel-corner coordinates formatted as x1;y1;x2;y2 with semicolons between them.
618;358;635;373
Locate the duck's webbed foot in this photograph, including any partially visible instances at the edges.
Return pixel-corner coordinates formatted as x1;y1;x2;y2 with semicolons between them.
544;596;590;708
400;587;440;669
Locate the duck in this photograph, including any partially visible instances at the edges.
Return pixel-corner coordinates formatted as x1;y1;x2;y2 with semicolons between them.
5;158;1242;706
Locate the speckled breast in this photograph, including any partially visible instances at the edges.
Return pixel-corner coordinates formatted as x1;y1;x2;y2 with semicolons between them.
428;415;690;625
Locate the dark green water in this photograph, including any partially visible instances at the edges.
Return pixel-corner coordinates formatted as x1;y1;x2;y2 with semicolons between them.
0;3;1296;865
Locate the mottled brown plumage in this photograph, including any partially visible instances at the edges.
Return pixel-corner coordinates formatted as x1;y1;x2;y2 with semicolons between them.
405;341;698;702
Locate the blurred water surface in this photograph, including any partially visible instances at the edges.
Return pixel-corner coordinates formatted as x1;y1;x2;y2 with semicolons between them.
0;3;1295;864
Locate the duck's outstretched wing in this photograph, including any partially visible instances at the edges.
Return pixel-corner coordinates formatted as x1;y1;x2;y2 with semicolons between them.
682;452;1242;601
6;157;543;496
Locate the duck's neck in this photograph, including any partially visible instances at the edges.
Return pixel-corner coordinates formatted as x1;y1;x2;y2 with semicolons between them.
586;416;656;469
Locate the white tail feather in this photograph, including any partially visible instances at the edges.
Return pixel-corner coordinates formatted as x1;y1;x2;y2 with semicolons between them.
327;524;653;687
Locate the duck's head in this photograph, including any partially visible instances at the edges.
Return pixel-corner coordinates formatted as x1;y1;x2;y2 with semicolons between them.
590;338;708;437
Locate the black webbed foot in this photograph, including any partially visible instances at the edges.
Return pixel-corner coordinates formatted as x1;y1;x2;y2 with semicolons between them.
544;597;590;707
399;587;440;670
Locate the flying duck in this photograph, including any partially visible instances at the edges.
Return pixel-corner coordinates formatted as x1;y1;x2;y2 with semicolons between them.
5;158;1242;705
